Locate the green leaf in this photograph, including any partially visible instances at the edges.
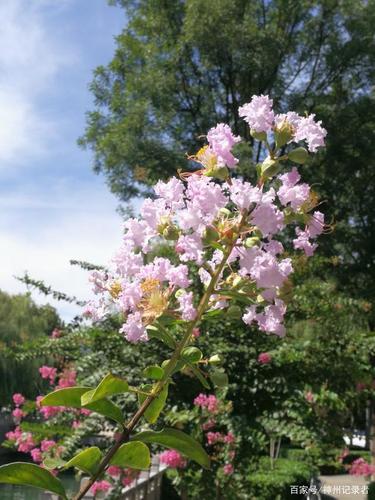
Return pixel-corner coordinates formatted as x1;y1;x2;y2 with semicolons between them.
181;347;202;363
133;428;210;469
142;365;165;380
81;373;129;405
188;363;210;389
138;384;168;424
41;387;91;407
41;387;124;425
43;457;66;470
146;324;176;348
0;463;67;499
64;447;102;476
210;369;228;387
110;441;150;469
288;146;309;164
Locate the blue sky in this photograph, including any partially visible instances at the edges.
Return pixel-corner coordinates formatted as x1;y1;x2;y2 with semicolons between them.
0;0;127;320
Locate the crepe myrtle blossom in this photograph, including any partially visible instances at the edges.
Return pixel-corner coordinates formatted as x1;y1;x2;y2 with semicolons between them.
239;95;326;152
85;98;326;344
207;123;241;168
90;480;111;496
159;449;187;469
12;393;25;407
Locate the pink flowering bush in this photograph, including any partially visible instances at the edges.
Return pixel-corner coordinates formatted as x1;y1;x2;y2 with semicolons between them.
349;457;375;476
0;95;328;500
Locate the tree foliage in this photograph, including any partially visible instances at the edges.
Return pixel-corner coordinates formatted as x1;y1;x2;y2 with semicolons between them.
0;289;60;402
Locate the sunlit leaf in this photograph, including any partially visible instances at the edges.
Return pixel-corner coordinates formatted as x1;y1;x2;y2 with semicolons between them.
138;384;168;424
81;373;129;405
133;428;210;468
110;441;150;469
0;463;67;499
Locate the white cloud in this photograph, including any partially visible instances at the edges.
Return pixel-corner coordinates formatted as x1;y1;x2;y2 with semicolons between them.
0;0;73;164
0;181;123;321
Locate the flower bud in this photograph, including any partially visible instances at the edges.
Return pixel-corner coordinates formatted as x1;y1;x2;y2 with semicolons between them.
204;165;229;181
288;147;308;164
244;236;260;248
275;120;294;148
208;354;223;365
260;157;280;178
162;225;180;241
250;129;267;142
227;305;242;319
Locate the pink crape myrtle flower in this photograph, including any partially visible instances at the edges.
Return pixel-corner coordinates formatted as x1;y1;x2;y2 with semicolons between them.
206;432;225;445
12;408;25;421
85;98;326;344
194;393;218;413
223;463;234;475
349;458;375;476
12;393;25;407
90;480;111;496
30;448;42;463
258;352;272;364
58;369;76;388
51;328;61;338
305;391;315;403
207;123;241;168
107;465;122;477
40;439;56;453
239;95;275;133
159;449;187;469
294;114;327;153
39;366;57;384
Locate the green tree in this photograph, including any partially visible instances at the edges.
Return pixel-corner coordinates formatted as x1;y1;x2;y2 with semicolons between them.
0;290;61;402
80;0;375;317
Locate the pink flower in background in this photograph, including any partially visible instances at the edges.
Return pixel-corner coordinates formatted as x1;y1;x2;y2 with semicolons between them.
107;465;121;477
80;408;92;416
239;95;275;133
159;449;187;469
17;433;35;453
356;382;367;392
12;408;25;420
51;328;61;338
305;391;315;403
224;432;235;444
90;480;111;496
40;439;56;453
194;394;218;413
223;463;234;475
207;123;241;168
39;366;57;384
72;421;81;429
192;327;200;338
206;432;224;445
30;448;42;463
12;393;25;407
39;405;62;419
58;369;76;388
349;458;375;476
5;427;22;442
258;352;272;364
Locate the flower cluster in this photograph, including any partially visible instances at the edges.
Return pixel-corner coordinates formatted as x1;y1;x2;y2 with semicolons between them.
85;96;326;343
194;393;219;413
239;94;327;152
5;364;87;470
349;458;375;476
159;449;187;469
